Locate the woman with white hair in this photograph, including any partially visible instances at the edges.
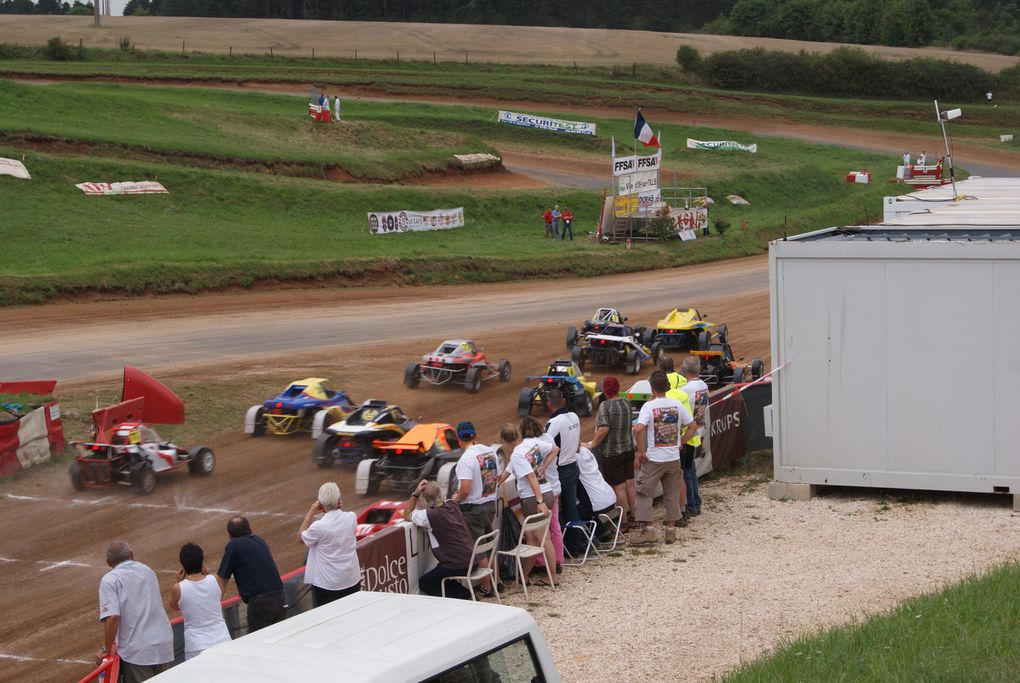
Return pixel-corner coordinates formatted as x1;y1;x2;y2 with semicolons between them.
298;482;361;607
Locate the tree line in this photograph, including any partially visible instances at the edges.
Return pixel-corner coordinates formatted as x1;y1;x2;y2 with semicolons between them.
1;0;93;13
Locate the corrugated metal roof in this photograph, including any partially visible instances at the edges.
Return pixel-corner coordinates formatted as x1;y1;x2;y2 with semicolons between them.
800;227;1020;242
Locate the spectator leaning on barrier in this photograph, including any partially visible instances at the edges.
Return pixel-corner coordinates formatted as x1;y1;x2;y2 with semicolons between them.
664;381;694;529
583;376;637;530
298;482;362;607
402;480;477;599
631;370;698;547
96;540;174;682
545;389;583;532
217;516;285;633
679;356;710;521
451;420;501;541
169;543;231;661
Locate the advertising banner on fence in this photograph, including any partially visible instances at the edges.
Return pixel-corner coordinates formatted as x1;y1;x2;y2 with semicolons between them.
612;152;661;176
0;157;30;180
75;181;169;195
497;110;597;136
673;207;708;232
617;169;659;196
687;139;758;153
614;190;661;217
368;207;465;234
706;389;746;471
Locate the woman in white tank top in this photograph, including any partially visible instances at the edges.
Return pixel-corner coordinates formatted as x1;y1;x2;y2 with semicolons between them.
169;543;232;659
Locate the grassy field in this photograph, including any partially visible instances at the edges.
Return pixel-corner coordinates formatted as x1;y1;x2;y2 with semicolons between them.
2;48;1018;143
0;78;907;304
724;561;1020;682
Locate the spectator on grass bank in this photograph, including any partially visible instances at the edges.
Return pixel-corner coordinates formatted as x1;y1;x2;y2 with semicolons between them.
902;151;911;167
583;376;636;530
322;95;331;123
679;356;710;521
401;480;478;599
987;90;993;105
543;207;554;239
501;420;559;585
551;205;562;239
217;516;285;633
298;482;362;607
96;541;174;681
451;420;500;540
561;207;574;240
169;543;231;661
630;370;697;547
333;95;342;122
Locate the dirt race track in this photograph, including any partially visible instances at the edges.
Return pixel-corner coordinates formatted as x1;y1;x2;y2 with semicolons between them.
0;260;771;681
1;15;1018;72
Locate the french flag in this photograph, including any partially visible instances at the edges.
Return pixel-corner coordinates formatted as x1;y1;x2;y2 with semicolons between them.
634;109;660;149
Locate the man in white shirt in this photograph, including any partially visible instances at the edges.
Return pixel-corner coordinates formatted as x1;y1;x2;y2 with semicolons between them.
451;420;500;540
298;482;362;607
680;356;710;520
333;95;342;121
96;541;174;682
631;370;697;546
576;446;618;541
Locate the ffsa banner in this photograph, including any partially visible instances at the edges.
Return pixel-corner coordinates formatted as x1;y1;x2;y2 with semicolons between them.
368;208;465;234
612;152;661;177
497;110;597;136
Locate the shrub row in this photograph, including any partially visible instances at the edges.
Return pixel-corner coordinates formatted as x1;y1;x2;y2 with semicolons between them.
686;46;994;102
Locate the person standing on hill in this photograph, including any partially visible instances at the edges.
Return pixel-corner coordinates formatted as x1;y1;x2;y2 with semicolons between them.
551;205;562;240
169;543;231;661
918;150;927;167
561;207;574;240
96;541;174;680
543;207;554;239
217;516;285;633
333;95;342;122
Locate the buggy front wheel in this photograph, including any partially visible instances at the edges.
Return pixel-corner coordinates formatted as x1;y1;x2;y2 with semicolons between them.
404;362;421;389
134;466;157;495
69;460;86;492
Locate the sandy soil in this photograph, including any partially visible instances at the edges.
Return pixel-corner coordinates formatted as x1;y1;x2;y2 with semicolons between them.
1;16;1017;72
0;266;771;681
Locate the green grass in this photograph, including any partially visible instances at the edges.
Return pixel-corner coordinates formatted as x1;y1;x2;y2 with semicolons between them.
2;47;1018;142
723;561;1020;683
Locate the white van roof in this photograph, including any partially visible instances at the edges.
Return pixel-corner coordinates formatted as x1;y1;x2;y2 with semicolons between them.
151;591;545;682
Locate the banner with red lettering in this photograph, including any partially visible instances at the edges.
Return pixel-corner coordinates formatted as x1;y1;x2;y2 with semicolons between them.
706;389;746;471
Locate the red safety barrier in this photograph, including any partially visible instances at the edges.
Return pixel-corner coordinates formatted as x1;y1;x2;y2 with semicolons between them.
76;643;119;683
0;380;57;395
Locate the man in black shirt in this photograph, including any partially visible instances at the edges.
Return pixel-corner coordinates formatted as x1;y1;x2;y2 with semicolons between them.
216;516;285;633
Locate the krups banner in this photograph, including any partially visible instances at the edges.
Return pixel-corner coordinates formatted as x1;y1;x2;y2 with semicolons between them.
368;207;465;234
612;152;661;176
497;110;597;136
686;139;758;153
617;169;659;196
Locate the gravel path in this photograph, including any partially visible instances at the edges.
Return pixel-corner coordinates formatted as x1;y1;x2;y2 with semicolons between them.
497;473;1020;681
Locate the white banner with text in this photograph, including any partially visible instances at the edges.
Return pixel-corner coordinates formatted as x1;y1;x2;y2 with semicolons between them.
497;110;596;136
612;152;661;177
368;208;465;234
617;169;659;196
687;139;758;153
75;181;169;195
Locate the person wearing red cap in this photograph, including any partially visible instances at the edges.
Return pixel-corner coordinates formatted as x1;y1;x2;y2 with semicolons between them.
582;376;637;530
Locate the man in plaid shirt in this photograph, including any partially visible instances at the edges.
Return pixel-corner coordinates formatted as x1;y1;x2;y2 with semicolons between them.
583;376;636;530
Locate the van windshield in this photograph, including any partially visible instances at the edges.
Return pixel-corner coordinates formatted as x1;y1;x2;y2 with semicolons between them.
425;636;545;683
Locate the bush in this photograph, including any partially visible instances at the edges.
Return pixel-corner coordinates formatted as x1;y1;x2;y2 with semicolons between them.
698;46;992;101
44;37;71;62
118;36;134;52
714;218;731;235
675;45;701;72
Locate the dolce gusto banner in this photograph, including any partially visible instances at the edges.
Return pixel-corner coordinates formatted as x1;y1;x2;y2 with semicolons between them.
612;153;661;177
687;139;758;153
617;169;659;196
497;110;597;136
368;208;465;234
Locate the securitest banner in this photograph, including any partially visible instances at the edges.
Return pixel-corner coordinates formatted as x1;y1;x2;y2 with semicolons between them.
687;139;758;153
612;152;661;176
75;181;169;195
617;169;659;196
368;207;465;234
497;110;596;136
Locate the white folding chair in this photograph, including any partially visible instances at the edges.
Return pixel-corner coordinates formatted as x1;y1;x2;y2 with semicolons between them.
496;512;553;599
562;519;601;566
595;505;625;551
441;528;502;604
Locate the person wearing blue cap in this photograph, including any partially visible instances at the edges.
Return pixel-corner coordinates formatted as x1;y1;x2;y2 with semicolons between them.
451;420;501;542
